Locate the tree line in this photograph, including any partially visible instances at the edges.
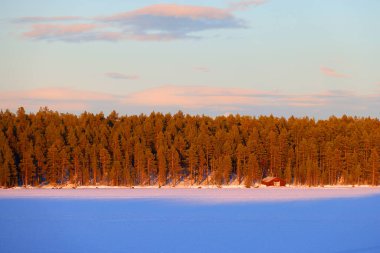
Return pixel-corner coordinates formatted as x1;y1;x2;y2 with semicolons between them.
0;107;379;188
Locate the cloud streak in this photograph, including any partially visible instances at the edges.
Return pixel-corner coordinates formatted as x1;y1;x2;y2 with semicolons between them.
321;66;350;78
14;16;84;23
106;72;139;80
105;4;231;20
23;23;125;42
119;86;380;116
16;2;267;42
228;0;268;11
123;85;326;109
2;86;377;118
24;24;96;40
194;67;210;73
0;88;119;113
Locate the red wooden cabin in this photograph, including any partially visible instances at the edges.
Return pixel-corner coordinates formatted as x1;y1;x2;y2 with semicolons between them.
261;177;286;186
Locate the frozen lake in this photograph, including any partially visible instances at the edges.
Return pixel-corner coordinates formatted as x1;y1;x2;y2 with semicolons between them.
1;188;380;253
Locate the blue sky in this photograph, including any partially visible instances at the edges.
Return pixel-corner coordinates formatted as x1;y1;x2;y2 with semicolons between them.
1;0;379;117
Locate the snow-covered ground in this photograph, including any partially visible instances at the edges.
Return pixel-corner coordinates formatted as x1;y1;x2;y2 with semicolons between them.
0;187;380;203
1;188;380;253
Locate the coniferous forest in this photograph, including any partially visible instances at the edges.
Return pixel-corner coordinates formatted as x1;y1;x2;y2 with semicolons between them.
0;107;379;188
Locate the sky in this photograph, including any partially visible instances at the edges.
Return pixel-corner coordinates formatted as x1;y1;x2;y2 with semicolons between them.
0;0;379;118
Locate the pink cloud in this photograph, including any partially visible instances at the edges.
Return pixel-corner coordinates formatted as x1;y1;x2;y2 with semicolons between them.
1;87;115;103
124;85;278;109
123;86;376;112
22;23;124;42
23;23;97;38
0;88;120;113
0;100;90;113
1;86;378;117
321;67;350;78
23;87;115;101
17;2;268;42
105;4;231;21
99;3;241;40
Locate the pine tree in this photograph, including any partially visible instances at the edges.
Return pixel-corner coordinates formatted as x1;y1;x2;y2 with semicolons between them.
99;147;111;184
369;148;380;186
236;144;246;184
285;159;292;185
123;147;132;186
223;155;232;185
59;148;69;185
145;149;155;185
187;144;198;185
91;146;98;185
157;146;167;187
19;146;35;187
169;147;180;186
47;144;59;185
0;144;15;187
245;154;260;188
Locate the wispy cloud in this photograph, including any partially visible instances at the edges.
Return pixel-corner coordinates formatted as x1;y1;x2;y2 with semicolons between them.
16;2;267;42
14;16;84;23
123;85;323;109
194;67;210;73
5;87;115;101
121;86;380;117
0;87;120;113
99;4;242;40
321;66;350;78
228;0;268;11
23;23;124;42
2;86;377;118
105;4;231;20
106;72;139;80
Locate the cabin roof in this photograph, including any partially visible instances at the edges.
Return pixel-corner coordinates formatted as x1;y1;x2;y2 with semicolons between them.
262;176;283;183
